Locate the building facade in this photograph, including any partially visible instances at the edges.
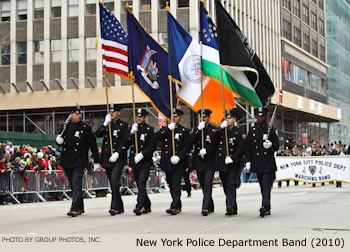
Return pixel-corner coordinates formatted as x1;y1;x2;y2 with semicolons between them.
278;0;339;145
0;0;339;145
325;0;350;145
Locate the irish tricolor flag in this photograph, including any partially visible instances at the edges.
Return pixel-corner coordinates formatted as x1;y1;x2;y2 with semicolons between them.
200;1;262;108
167;9;235;125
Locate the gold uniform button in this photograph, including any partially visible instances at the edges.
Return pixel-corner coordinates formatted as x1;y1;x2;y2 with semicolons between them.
63;148;66;151
254;140;257;143
219;148;222;150
131;145;134;147
105;148;108;151
220;142;223;144
120;123;122;126
264;152;267;155
141;145;143;148
80;131;83;133
198;147;200;150
165;151;168;154
105;142;108;144
64;136;66;139
256;146;258;149
165;139;168;142
253;128;255;130
253;134;255;136
131;151;134;154
114;142;116;145
230;149;233;151
76;143;79;145
64;142;66;144
147;127;150;130
113;149;115;151
74;149;77;151
257;153;259;156
176;144;179;147
165;145;168;147
84;125;86;128
219;153;222;156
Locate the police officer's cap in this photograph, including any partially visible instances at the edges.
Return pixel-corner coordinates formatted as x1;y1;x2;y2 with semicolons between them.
136;108;148;117
70;105;82;114
254;107;268;116
335;140;341;145
197;109;212;117
173;109;184;117
109;104;122;112
225;108;238;119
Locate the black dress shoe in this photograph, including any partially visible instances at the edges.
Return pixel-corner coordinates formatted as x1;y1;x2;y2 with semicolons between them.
67;211;79;217
226;206;236;216
141;208;151;214
133;208;142;216
259;207;266;217
201;210;209;216
265;210;271;216
77;209;85;215
209;209;214;213
166;208;178;215
187;194;191;198
109;209;124;216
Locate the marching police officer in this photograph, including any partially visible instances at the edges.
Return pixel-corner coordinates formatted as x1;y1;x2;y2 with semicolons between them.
216;109;245;216
128;109;156;215
155;109;191;215
95;104;129;215
191;109;218;216
56;105;100;217
245;107;279;217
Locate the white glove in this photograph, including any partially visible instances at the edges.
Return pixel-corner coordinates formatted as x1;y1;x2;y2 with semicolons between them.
263;140;272;149
220;120;228;129
245;162;251;169
56;135;64;145
197;121;206;131
93;163;101;171
168;122;176;131
199;148;207;157
109;152;119;163
103;114;112;127
130;123;138;134
225;156;233;164
134;152;144;164
170;155;180;165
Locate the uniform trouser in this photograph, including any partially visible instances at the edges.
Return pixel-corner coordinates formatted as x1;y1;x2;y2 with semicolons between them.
166;169;185;210
183;169;191;195
133;167;151;210
65;168;84;212
105;164;124;211
197;170;215;211
220;170;238;210
257;172;276;210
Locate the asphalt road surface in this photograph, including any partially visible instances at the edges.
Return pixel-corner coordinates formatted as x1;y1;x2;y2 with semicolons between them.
1;182;349;234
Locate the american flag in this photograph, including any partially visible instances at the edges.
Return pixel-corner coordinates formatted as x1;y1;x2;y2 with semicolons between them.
99;3;129;79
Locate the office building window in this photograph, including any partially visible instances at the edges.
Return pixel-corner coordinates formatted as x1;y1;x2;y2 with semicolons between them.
104;0;114;12
51;40;61;62
140;0;151;11
319;0;324;10
159;0;167;9
34;0;44;19
1;45;10;65
86;0;96;15
51;0;61;18
17;42;27;64
17;0;27;20
34;41;44;64
283;0;291;11
68;38;79;61
302;5;309;25
312;39;318;57
294;27;301;47
121;1;133;13
320;45;325;61
1;0;11;22
283;19;291;40
293;0;300;18
303;33;310;52
311;12;317;31
178;0;189;8
319;19;324;36
68;0;79;17
86;37;96;60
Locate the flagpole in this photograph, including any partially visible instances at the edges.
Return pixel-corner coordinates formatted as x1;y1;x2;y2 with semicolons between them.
103;75;114;157
130;73;139;154
168;76;176;157
200;42;205;157
219;67;230;157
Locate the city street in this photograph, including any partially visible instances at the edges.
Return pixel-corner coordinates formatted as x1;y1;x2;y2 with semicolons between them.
1;182;349;234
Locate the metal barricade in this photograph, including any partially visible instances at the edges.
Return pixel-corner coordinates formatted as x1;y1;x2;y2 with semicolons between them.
146;169;163;193
11;170;45;203
39;170;71;200
120;167;135;195
0;171;14;203
87;170;111;194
